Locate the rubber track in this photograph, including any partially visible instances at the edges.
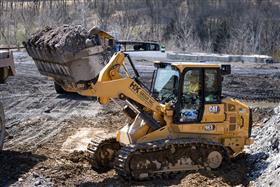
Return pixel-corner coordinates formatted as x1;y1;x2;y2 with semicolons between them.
114;138;228;180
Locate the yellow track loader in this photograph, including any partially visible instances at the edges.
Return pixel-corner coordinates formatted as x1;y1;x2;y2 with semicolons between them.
25;47;253;179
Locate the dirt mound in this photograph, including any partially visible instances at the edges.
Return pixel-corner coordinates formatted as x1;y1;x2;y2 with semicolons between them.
26;25;89;54
23;24;105;66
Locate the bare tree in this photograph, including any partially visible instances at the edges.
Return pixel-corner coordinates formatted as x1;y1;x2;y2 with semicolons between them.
95;0;115;30
1;0;280;57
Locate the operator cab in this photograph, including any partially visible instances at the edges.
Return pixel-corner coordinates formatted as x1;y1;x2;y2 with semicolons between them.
151;62;231;123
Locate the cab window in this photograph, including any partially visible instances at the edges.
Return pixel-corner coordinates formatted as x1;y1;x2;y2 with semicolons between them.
205;69;221;103
179;69;203;122
153;66;179;103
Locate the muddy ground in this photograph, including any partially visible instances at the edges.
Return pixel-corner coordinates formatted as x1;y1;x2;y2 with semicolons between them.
0;51;279;186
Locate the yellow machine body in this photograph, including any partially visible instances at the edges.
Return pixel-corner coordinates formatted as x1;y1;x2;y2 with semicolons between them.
62;52;253;156
117;97;252;154
42;51;254;179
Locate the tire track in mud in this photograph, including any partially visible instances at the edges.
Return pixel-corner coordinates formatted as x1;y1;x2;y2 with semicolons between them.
0;55;102;151
4;97;101;150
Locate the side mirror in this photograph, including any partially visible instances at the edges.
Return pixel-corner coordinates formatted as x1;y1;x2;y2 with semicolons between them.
221;64;231;75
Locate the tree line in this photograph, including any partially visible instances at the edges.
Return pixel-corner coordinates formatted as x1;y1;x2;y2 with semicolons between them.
1;0;280;57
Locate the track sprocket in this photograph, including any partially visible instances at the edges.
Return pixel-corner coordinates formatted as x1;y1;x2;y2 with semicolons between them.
87;136;121;173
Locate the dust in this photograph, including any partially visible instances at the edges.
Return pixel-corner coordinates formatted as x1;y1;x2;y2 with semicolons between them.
61;128;112;152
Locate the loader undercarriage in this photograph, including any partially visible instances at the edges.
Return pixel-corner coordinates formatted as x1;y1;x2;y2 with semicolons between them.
87;137;228;180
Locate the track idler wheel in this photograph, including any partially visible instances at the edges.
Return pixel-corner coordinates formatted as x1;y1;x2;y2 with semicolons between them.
207;151;223;169
87;137;121;173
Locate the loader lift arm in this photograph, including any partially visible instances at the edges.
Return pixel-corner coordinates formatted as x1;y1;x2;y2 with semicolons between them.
70;52;164;129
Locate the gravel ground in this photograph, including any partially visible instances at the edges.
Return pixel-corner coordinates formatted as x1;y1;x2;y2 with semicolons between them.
0;51;279;186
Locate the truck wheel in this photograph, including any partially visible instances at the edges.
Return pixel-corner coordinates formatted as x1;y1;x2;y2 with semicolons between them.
0;67;9;83
0;103;5;151
54;82;67;94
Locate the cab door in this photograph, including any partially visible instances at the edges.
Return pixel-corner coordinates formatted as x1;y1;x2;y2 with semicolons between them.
174;68;204;123
202;68;225;123
174;67;224;124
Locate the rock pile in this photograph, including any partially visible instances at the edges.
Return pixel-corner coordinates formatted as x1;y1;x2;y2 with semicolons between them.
246;104;280;186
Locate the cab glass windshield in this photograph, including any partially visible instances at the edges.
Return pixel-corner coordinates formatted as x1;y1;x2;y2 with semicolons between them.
153;66;179;103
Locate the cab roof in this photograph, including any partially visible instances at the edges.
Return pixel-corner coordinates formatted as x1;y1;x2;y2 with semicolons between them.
154;61;221;72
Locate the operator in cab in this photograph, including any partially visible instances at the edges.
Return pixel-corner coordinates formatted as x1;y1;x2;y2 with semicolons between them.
180;70;202;122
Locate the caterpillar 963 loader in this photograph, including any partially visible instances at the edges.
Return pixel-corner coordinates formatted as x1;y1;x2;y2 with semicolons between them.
75;52;253;180
25;46;253;179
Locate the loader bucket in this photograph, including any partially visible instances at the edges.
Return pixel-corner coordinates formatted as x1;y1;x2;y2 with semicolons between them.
24;43;108;83
23;25;112;86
